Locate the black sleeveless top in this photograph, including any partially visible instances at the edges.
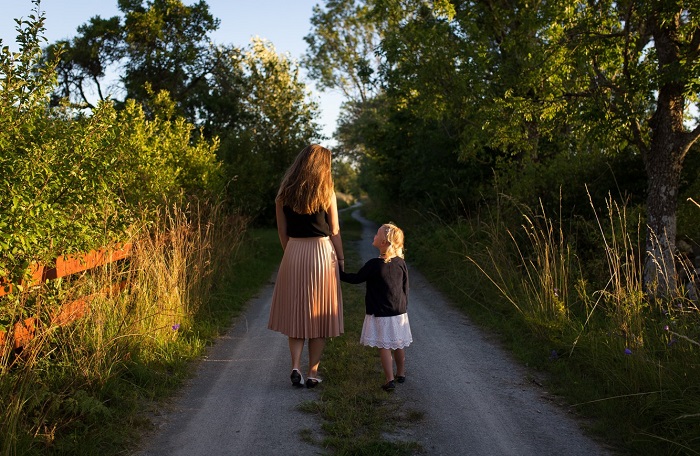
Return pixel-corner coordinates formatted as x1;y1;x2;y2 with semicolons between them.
283;206;331;237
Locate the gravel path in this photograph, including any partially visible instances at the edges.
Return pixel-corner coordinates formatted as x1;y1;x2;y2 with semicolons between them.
133;208;612;456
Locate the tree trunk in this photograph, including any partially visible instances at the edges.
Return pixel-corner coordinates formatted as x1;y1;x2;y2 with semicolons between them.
642;12;695;295
643;124;684;295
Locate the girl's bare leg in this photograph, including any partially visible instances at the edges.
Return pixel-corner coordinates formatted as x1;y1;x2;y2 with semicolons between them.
394;348;405;377
379;348;395;383
308;337;326;379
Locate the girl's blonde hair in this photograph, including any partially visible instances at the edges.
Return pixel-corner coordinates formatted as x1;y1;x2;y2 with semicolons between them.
382;222;405;262
276;144;334;214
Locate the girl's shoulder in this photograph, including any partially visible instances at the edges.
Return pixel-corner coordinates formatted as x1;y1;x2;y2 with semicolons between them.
387;256;407;266
365;257;385;267
371;257;407;269
390;257;409;273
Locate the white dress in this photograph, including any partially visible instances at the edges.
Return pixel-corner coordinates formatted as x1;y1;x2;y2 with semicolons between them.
360;313;412;349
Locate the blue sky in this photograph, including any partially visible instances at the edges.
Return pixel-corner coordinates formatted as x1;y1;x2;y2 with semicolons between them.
0;0;343;144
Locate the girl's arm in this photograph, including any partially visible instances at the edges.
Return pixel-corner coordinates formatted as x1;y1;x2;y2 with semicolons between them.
275;199;289;250
339;260;374;284
327;192;345;269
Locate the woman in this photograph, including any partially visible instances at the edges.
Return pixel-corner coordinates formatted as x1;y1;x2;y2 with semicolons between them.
268;144;344;388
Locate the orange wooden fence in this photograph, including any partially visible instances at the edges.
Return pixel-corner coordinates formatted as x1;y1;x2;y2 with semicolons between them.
0;243;132;351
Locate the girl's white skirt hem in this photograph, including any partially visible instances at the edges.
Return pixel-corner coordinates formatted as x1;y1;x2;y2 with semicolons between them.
360;314;412;350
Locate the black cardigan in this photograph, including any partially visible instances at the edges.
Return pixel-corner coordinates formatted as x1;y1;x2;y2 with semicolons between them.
339;257;409;317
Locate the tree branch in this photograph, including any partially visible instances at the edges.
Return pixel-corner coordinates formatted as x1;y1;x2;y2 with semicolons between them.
631;118;649;156
686;26;700;61
77;79;96;110
682;122;700;150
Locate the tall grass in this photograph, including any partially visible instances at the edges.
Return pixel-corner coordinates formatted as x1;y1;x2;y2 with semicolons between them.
403;193;700;455
0;199;247;455
467;195;572;336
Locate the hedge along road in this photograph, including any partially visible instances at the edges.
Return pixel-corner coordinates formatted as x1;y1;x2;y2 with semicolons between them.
134;208;612;456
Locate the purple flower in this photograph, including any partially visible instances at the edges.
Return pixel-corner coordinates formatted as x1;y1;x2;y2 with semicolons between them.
549;350;559;360
624;348;633;355
554;288;559;298
663;325;670;331
172;323;181;331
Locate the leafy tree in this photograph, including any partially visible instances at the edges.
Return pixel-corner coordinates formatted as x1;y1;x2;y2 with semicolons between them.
386;0;700;292
196;45;248;140
303;0;381;104
47;0;220;121
39;1;327;222
120;0;220;120
310;0;700;293
217;39;323;222
0;7;221;285
332;158;361;198
46;16;123;108
553;1;700;293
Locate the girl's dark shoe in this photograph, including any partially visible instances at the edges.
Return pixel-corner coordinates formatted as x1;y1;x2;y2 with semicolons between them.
396;375;406;384
306;378;321;388
382;380;395;392
290;369;303;387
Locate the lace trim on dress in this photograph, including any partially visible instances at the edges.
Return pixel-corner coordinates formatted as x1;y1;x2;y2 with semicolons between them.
359;314;412;350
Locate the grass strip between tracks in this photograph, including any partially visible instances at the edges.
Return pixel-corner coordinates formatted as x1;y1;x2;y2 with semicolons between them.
298;211;422;455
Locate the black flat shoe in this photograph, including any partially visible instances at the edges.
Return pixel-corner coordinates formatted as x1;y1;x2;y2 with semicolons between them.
382;380;395;392
396;375;406;384
290;369;303;387
306;378;321;388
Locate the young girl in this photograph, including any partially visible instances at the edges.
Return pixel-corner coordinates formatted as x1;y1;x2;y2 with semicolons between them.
339;223;412;391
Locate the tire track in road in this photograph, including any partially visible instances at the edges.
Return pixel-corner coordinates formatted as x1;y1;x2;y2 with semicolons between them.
133;277;324;456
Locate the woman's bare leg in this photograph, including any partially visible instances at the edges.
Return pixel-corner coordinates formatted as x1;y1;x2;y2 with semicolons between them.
289;337;304;371
307;337;326;378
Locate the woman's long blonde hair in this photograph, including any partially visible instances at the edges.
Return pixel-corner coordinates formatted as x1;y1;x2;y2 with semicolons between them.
276;144;334;214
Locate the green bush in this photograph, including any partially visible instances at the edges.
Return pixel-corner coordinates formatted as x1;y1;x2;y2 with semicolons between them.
0;13;222;286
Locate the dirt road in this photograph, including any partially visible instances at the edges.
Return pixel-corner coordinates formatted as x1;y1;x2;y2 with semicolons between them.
134;208;611;456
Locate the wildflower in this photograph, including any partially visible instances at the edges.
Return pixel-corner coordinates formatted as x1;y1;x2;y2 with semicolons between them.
663;325;669;331
624;348;633;355
172;323;181;331
553;288;559;298
549;350;559;360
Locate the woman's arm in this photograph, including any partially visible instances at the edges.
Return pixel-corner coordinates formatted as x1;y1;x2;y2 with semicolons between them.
275;199;289;250
327;192;345;269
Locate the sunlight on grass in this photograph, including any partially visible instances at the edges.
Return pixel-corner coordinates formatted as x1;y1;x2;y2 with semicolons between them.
402;192;700;455
0;201;284;455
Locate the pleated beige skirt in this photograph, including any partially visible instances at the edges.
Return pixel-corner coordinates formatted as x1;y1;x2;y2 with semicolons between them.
268;236;344;339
